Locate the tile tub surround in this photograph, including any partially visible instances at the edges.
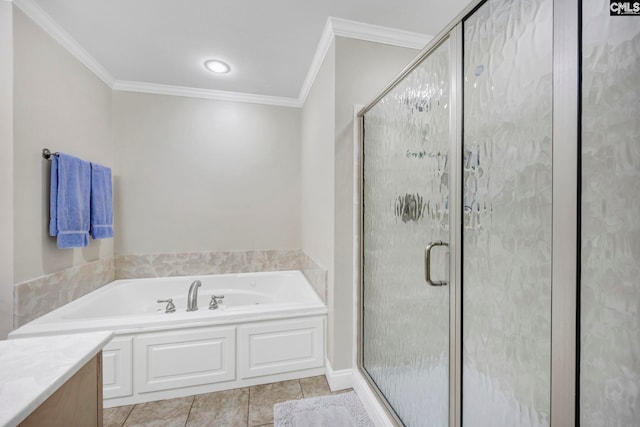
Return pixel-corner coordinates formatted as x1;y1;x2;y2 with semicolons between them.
300;266;328;305
103;375;350;427
13;249;326;330
115;249;327;303
14;257;115;327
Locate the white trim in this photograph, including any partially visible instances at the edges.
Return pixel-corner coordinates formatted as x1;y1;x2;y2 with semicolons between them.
450;24;464;427
352;370;396;427
113;80;301;108
331;17;432;50
10;4;430;107
297;17;431;106
324;358;353;391
551;0;578;424
352;104;364;371
297;18;336;107
107;366;326;408
12;0;115;87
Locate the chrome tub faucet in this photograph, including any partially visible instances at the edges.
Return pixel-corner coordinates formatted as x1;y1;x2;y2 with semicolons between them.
186;280;202;311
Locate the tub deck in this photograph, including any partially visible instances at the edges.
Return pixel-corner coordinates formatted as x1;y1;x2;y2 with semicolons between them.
11;270;326;337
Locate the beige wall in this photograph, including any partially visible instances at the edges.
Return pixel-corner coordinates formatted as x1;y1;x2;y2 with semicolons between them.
301;42;336;268
301;36;419;370
8;7;419;360
12;8;114;283
301;40;336;362
332;37;419;369
332;38;420;369
113;92;301;255
0;2;14;338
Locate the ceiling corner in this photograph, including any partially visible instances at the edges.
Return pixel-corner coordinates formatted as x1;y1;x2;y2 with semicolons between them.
12;0;115;87
297;16;432;106
297;17;336;106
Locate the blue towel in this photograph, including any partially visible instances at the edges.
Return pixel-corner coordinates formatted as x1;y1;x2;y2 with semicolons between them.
49;153;91;248
90;162;113;239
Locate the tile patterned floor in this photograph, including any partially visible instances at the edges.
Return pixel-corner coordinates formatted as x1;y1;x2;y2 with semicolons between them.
103;376;351;427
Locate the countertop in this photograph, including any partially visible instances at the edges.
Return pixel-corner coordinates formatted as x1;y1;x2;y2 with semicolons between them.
0;331;114;427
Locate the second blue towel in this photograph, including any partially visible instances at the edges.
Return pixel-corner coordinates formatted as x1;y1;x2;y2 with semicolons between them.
90;162;113;239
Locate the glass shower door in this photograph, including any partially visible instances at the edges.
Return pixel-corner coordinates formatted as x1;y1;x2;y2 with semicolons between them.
462;0;553;425
362;36;452;426
580;0;640;424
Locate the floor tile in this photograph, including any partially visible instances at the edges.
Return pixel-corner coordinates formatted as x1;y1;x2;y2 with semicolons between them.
248;380;302;427
123;396;194;427
186;387;249;427
103;405;134;427
332;387;354;395
299;375;331;399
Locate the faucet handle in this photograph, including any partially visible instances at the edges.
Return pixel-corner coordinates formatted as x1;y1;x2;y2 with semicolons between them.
209;295;225;310
157;298;176;313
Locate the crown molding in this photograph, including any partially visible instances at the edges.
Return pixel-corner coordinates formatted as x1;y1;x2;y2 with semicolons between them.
10;3;430;108
113;80;301;108
330;17;432;49
12;0;115;87
296;16;431;106
296;18;336;107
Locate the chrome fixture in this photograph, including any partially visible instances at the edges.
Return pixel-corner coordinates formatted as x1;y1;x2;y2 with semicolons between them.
186;280;202;311
157;298;175;314
209;295;225;310
42;148;60;160
425;241;449;286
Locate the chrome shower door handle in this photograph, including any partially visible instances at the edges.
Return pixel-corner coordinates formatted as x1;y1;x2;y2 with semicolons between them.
425;241;449;286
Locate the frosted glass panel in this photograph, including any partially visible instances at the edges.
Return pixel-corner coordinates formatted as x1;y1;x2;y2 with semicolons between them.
462;0;552;425
580;1;640;425
362;38;450;426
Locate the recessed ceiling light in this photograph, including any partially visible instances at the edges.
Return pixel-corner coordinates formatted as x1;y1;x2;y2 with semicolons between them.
204;59;231;74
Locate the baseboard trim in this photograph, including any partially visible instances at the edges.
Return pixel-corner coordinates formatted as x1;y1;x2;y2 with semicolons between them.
324;358;353;391
352;370;396;427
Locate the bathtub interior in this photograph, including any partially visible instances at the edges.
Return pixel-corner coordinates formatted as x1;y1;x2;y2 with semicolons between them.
14;270;325;333
59;284;277;320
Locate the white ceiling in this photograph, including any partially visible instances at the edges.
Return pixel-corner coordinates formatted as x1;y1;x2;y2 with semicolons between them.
27;0;471;101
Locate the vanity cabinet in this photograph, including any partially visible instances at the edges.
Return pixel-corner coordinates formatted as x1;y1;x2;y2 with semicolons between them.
18;353;103;427
0;331;112;427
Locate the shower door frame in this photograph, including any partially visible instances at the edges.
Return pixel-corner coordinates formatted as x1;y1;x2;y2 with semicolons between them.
550;0;579;426
356;21;464;427
355;0;580;425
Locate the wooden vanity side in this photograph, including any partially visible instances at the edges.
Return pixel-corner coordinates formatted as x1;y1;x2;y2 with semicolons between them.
19;352;103;427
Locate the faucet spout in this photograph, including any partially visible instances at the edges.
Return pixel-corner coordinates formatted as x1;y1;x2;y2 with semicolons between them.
186;280;202;311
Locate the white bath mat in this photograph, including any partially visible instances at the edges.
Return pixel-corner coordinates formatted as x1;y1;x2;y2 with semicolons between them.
274;391;374;427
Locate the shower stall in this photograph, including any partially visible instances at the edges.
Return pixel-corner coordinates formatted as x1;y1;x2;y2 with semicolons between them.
357;0;639;425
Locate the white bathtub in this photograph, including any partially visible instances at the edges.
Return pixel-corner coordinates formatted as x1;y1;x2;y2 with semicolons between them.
10;270;327;407
11;270;326;336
